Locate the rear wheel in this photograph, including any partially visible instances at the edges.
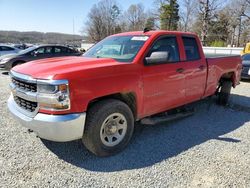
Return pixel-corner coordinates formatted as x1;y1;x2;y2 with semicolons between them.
82;99;134;157
218;80;232;106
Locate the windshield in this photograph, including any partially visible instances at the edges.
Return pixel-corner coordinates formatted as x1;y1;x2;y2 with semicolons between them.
18;46;37;54
83;35;149;62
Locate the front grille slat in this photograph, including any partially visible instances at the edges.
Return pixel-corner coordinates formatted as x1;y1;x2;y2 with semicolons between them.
14;96;37;112
242;67;249;73
11;76;38;113
12;78;37;92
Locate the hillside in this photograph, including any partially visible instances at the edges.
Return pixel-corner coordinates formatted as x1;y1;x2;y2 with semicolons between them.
0;30;84;45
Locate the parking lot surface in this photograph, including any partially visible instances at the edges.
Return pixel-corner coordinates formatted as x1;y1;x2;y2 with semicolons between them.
0;69;249;187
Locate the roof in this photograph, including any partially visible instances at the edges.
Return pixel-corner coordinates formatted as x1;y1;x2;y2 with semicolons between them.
36;44;67;47
112;30;197;37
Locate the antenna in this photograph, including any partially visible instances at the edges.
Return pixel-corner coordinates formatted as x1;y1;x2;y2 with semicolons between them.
73;18;75;35
143;28;150;33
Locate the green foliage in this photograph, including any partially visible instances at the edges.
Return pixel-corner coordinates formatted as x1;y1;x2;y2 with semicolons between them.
207;11;231;46
145;17;155;30
111;5;120;21
160;0;179;30
209;40;226;47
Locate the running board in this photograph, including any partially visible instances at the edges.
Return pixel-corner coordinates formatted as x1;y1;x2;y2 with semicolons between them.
140;107;195;125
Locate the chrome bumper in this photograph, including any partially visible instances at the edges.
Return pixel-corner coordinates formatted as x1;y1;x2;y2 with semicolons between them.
8;95;86;142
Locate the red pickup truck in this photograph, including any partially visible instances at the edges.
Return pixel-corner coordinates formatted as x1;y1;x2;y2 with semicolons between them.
8;30;242;156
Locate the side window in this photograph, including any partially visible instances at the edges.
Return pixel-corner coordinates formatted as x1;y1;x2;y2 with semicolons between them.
61;47;69;53
54;47;62;53
67;48;75;53
182;37;200;61
45;47;53;54
147;37;180;63
34;47;45;55
54;47;68;53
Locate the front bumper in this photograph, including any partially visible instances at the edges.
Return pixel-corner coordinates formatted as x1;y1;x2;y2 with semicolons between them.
241;67;250;79
8;95;86;142
241;72;250;79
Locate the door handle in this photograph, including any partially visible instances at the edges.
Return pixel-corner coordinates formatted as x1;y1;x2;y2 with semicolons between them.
199;65;205;70
176;68;184;73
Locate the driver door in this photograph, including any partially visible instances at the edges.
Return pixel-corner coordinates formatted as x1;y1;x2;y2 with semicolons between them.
142;36;186;116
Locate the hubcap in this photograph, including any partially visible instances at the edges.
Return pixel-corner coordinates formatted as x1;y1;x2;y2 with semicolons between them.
100;113;127;147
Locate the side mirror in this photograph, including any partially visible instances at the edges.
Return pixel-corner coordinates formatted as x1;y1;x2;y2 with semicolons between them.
145;51;169;64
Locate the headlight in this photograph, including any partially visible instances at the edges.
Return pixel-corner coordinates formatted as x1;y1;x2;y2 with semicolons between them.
37;80;70;111
37;84;58;94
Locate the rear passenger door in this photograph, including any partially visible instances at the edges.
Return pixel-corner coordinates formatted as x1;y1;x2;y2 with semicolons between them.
182;36;207;103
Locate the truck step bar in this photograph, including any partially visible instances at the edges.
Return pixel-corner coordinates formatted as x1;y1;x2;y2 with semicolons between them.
140;107;195;125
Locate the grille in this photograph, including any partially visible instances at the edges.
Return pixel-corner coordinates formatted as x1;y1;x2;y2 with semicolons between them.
242;67;249;74
12;78;37;92
14;96;38;112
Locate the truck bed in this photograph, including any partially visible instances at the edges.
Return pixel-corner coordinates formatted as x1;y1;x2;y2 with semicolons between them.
204;54;242;98
205;53;241;58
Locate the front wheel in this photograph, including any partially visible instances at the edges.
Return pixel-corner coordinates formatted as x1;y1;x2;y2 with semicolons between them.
82;99;134;157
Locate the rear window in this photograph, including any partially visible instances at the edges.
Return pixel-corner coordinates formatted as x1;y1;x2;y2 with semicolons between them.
182;37;200;61
55;47;72;53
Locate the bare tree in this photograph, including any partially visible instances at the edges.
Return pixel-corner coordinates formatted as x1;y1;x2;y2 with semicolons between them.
85;0;121;42
223;0;250;46
180;0;197;31
200;0;209;45
124;4;147;31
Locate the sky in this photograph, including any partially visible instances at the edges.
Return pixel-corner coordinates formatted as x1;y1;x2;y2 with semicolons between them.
0;0;154;35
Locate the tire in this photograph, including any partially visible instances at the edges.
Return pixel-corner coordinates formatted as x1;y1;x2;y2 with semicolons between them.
82;99;134;157
218;80;232;106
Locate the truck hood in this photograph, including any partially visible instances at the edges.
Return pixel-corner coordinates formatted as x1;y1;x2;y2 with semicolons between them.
0;53;18;60
242;60;250;67
12;56;123;79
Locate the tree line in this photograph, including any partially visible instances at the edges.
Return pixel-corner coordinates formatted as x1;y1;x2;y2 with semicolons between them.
0;31;84;45
84;0;250;47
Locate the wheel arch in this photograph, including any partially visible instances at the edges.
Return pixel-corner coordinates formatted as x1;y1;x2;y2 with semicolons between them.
12;60;26;67
219;71;236;87
86;92;138;120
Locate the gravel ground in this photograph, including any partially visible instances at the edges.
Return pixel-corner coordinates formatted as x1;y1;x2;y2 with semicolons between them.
0;69;249;188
